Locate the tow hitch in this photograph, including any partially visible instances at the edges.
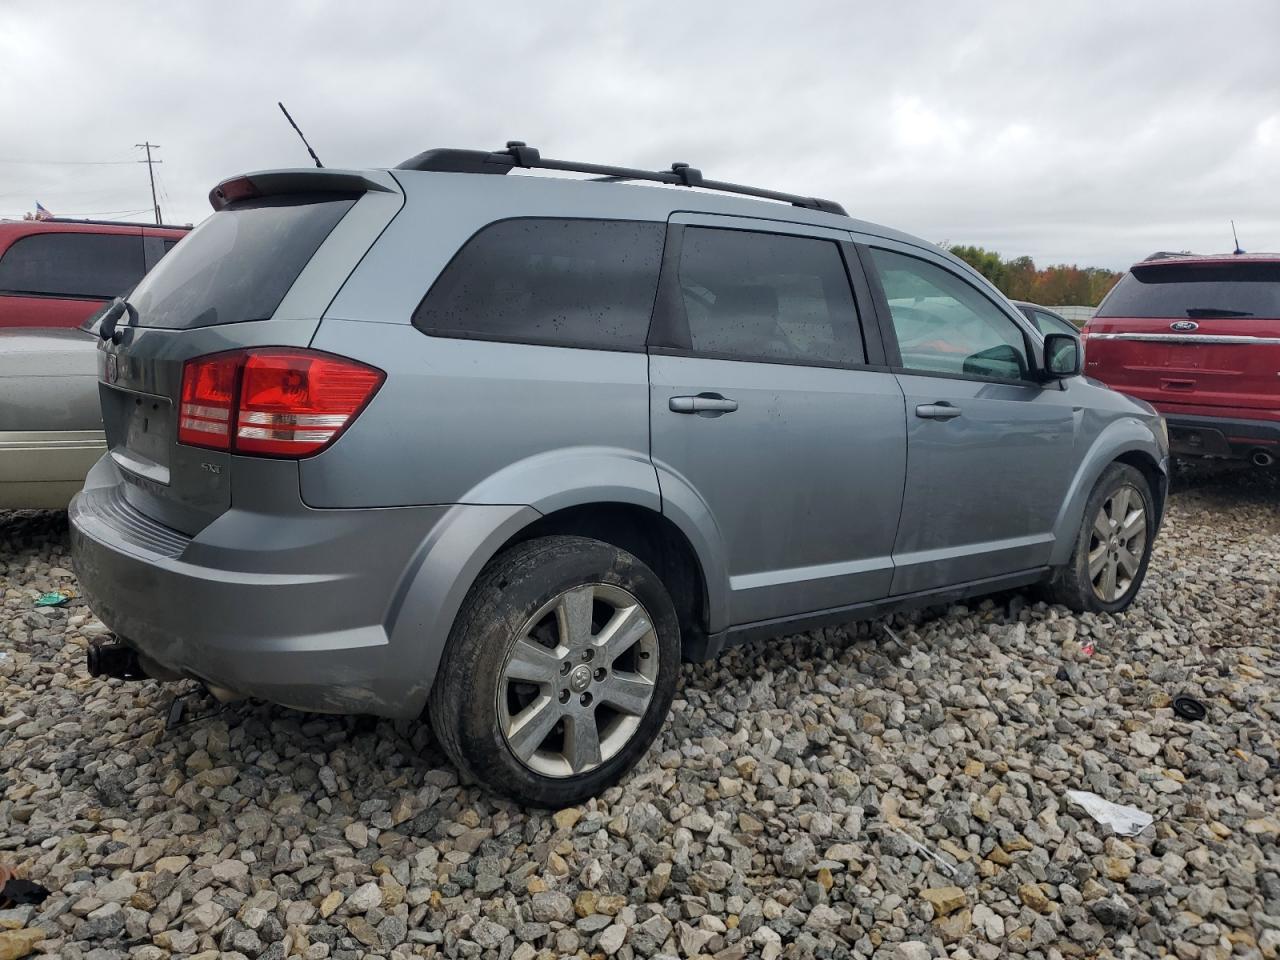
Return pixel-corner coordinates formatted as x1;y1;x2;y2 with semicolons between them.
86;639;147;681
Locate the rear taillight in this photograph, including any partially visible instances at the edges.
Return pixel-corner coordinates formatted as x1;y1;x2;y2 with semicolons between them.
178;349;384;457
178;353;240;448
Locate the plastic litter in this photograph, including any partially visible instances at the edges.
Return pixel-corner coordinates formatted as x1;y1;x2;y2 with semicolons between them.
1080;641;1095;657
0;863;51;908
890;826;958;878
1172;695;1207;722
1065;790;1154;837
34;591;71;607
881;623;909;652
0;877;49;907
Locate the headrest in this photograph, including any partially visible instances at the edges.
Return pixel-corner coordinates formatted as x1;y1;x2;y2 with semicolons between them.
713;284;778;319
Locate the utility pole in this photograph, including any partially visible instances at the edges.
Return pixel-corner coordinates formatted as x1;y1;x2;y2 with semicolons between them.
136;142;162;224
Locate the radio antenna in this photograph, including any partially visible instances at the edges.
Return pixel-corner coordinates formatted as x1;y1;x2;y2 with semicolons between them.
1231;219;1244;255
277;101;324;168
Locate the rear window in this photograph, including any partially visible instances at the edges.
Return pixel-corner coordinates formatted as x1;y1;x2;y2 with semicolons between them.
1097;261;1280;319
413;218;665;351
0;232;145;299
126;194;356;328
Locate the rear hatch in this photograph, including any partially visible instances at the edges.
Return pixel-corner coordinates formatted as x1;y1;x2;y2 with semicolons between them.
1084;258;1280;415
97;169;402;534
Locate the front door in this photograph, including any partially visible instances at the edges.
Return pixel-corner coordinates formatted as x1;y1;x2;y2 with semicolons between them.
648;216;907;627
862;243;1077;595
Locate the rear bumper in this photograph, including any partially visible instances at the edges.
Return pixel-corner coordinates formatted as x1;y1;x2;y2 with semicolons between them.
1163;413;1280;460
69;456;456;717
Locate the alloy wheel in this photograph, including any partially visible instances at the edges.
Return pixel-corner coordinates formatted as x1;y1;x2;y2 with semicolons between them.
497;582;659;778
1088;484;1147;602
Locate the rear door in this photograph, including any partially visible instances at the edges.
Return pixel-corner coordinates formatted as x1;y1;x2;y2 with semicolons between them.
862;243;1077;594
1086;259;1280;413
97;173;403;534
648;215;906;626
0;229;145;328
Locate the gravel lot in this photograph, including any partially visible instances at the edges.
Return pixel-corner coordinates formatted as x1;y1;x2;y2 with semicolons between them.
2;464;1278;960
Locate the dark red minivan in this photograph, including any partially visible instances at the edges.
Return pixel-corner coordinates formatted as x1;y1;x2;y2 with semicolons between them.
1083;253;1280;466
0;218;189;329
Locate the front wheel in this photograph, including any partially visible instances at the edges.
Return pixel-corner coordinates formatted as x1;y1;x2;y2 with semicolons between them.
1047;462;1156;614
428;535;681;806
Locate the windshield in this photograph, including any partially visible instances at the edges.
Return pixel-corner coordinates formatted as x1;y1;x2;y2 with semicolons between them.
126;193;356;328
1096;261;1280;319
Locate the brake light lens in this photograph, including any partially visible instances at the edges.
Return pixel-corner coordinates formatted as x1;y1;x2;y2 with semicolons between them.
178;349;384;457
178;353;240;448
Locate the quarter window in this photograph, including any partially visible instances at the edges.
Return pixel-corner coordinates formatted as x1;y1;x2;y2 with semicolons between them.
677;228;865;366
0;233;145;299
413;218;665;351
871;248;1030;380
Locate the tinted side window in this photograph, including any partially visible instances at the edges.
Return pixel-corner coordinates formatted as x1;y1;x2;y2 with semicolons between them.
677;228;864;366
414;218;665;351
0;233;145;299
870;248;1029;380
1035;309;1076;337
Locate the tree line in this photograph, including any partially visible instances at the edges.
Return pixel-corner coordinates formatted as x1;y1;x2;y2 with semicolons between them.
946;244;1122;307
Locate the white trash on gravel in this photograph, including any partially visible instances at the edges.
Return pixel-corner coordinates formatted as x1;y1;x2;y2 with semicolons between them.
1065;789;1155;837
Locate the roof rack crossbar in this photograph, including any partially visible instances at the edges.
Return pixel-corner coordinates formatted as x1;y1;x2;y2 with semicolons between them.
395;142;847;216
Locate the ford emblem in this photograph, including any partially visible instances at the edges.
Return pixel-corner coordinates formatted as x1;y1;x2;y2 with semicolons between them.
1170;320;1199;332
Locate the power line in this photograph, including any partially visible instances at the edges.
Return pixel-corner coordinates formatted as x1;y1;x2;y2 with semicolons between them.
0;157;137;166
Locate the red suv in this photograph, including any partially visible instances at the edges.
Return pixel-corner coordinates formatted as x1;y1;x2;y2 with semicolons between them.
1084;253;1280;467
0;218;189;329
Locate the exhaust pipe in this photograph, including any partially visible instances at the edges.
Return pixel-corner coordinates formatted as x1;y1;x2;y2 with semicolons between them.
1251;449;1275;468
87;639;148;681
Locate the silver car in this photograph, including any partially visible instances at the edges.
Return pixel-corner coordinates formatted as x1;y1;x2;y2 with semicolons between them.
70;144;1168;804
0;325;105;509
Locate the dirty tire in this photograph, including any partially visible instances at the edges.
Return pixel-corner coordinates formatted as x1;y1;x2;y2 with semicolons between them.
1046;462;1156;614
428;535;681;807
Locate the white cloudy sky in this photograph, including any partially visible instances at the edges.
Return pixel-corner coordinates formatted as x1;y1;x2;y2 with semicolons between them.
1;0;1277;269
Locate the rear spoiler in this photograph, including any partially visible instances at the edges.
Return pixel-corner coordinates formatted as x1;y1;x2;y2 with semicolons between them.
208;169;396;210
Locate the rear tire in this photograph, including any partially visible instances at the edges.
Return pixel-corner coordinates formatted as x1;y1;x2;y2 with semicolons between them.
1046;462;1155;614
428;535;681;806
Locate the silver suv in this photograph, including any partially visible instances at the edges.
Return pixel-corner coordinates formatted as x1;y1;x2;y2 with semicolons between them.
71;143;1168;805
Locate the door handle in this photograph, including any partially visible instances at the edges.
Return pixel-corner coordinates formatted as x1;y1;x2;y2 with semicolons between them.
915;402;961;421
669;394;738;415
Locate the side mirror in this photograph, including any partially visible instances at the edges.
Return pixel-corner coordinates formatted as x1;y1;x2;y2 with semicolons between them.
1043;332;1082;378
963;343;1027;380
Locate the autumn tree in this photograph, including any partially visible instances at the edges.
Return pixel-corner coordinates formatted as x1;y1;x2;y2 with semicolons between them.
948;245;1006;288
945;245;1121;306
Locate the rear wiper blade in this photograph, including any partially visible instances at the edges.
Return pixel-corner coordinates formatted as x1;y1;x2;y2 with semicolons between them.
1185;307;1253;318
99;297;135;344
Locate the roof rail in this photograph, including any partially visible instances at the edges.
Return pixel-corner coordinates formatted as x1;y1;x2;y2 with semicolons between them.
1142;250;1196;261
395;142;848;216
37;216;192;231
